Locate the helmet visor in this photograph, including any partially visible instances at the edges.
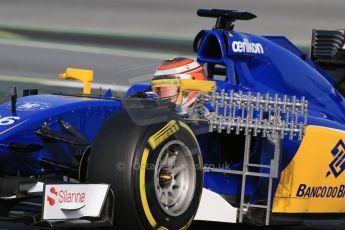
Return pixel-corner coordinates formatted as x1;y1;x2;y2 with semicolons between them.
153;86;179;100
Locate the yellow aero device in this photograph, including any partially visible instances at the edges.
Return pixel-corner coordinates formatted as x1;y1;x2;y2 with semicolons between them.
59;68;94;94
180;79;216;93
178;79;216;106
150;79;216;93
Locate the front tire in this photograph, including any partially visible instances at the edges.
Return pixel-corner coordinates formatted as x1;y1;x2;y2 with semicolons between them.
87;109;203;230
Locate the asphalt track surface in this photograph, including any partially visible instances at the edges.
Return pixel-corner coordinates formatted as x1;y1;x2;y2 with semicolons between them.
1;0;345;42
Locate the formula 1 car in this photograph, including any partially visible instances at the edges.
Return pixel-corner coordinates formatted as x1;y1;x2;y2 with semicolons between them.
0;8;345;229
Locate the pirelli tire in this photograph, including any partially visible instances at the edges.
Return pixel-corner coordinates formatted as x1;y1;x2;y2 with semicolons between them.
87;108;203;230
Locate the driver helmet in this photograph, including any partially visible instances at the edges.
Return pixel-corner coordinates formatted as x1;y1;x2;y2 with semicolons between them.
151;57;207;113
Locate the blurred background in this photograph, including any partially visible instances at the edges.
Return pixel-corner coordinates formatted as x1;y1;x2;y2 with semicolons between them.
1;0;345;41
0;0;344;101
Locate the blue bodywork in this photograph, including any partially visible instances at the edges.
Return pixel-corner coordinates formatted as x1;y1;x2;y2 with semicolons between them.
194;30;345;200
126;30;345;202
0;95;121;174
1;27;345;207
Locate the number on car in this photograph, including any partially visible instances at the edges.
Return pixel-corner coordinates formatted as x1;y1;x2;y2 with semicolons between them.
0;116;20;126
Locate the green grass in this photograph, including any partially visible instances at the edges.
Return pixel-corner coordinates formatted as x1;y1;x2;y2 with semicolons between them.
0;23;192;42
0;23;310;54
0;29;26;40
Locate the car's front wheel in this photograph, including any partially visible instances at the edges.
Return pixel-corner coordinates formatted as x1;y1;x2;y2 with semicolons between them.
87;109;203;230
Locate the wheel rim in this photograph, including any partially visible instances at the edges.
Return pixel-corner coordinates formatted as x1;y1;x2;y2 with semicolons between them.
154;140;196;216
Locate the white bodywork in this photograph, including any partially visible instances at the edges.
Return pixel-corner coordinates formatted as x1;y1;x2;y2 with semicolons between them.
43;184;109;220
194;188;237;223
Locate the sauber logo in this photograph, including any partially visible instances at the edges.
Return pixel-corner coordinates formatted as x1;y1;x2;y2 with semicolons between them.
327;139;345;178
6;101;52;112
47;186;86;207
232;39;264;54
